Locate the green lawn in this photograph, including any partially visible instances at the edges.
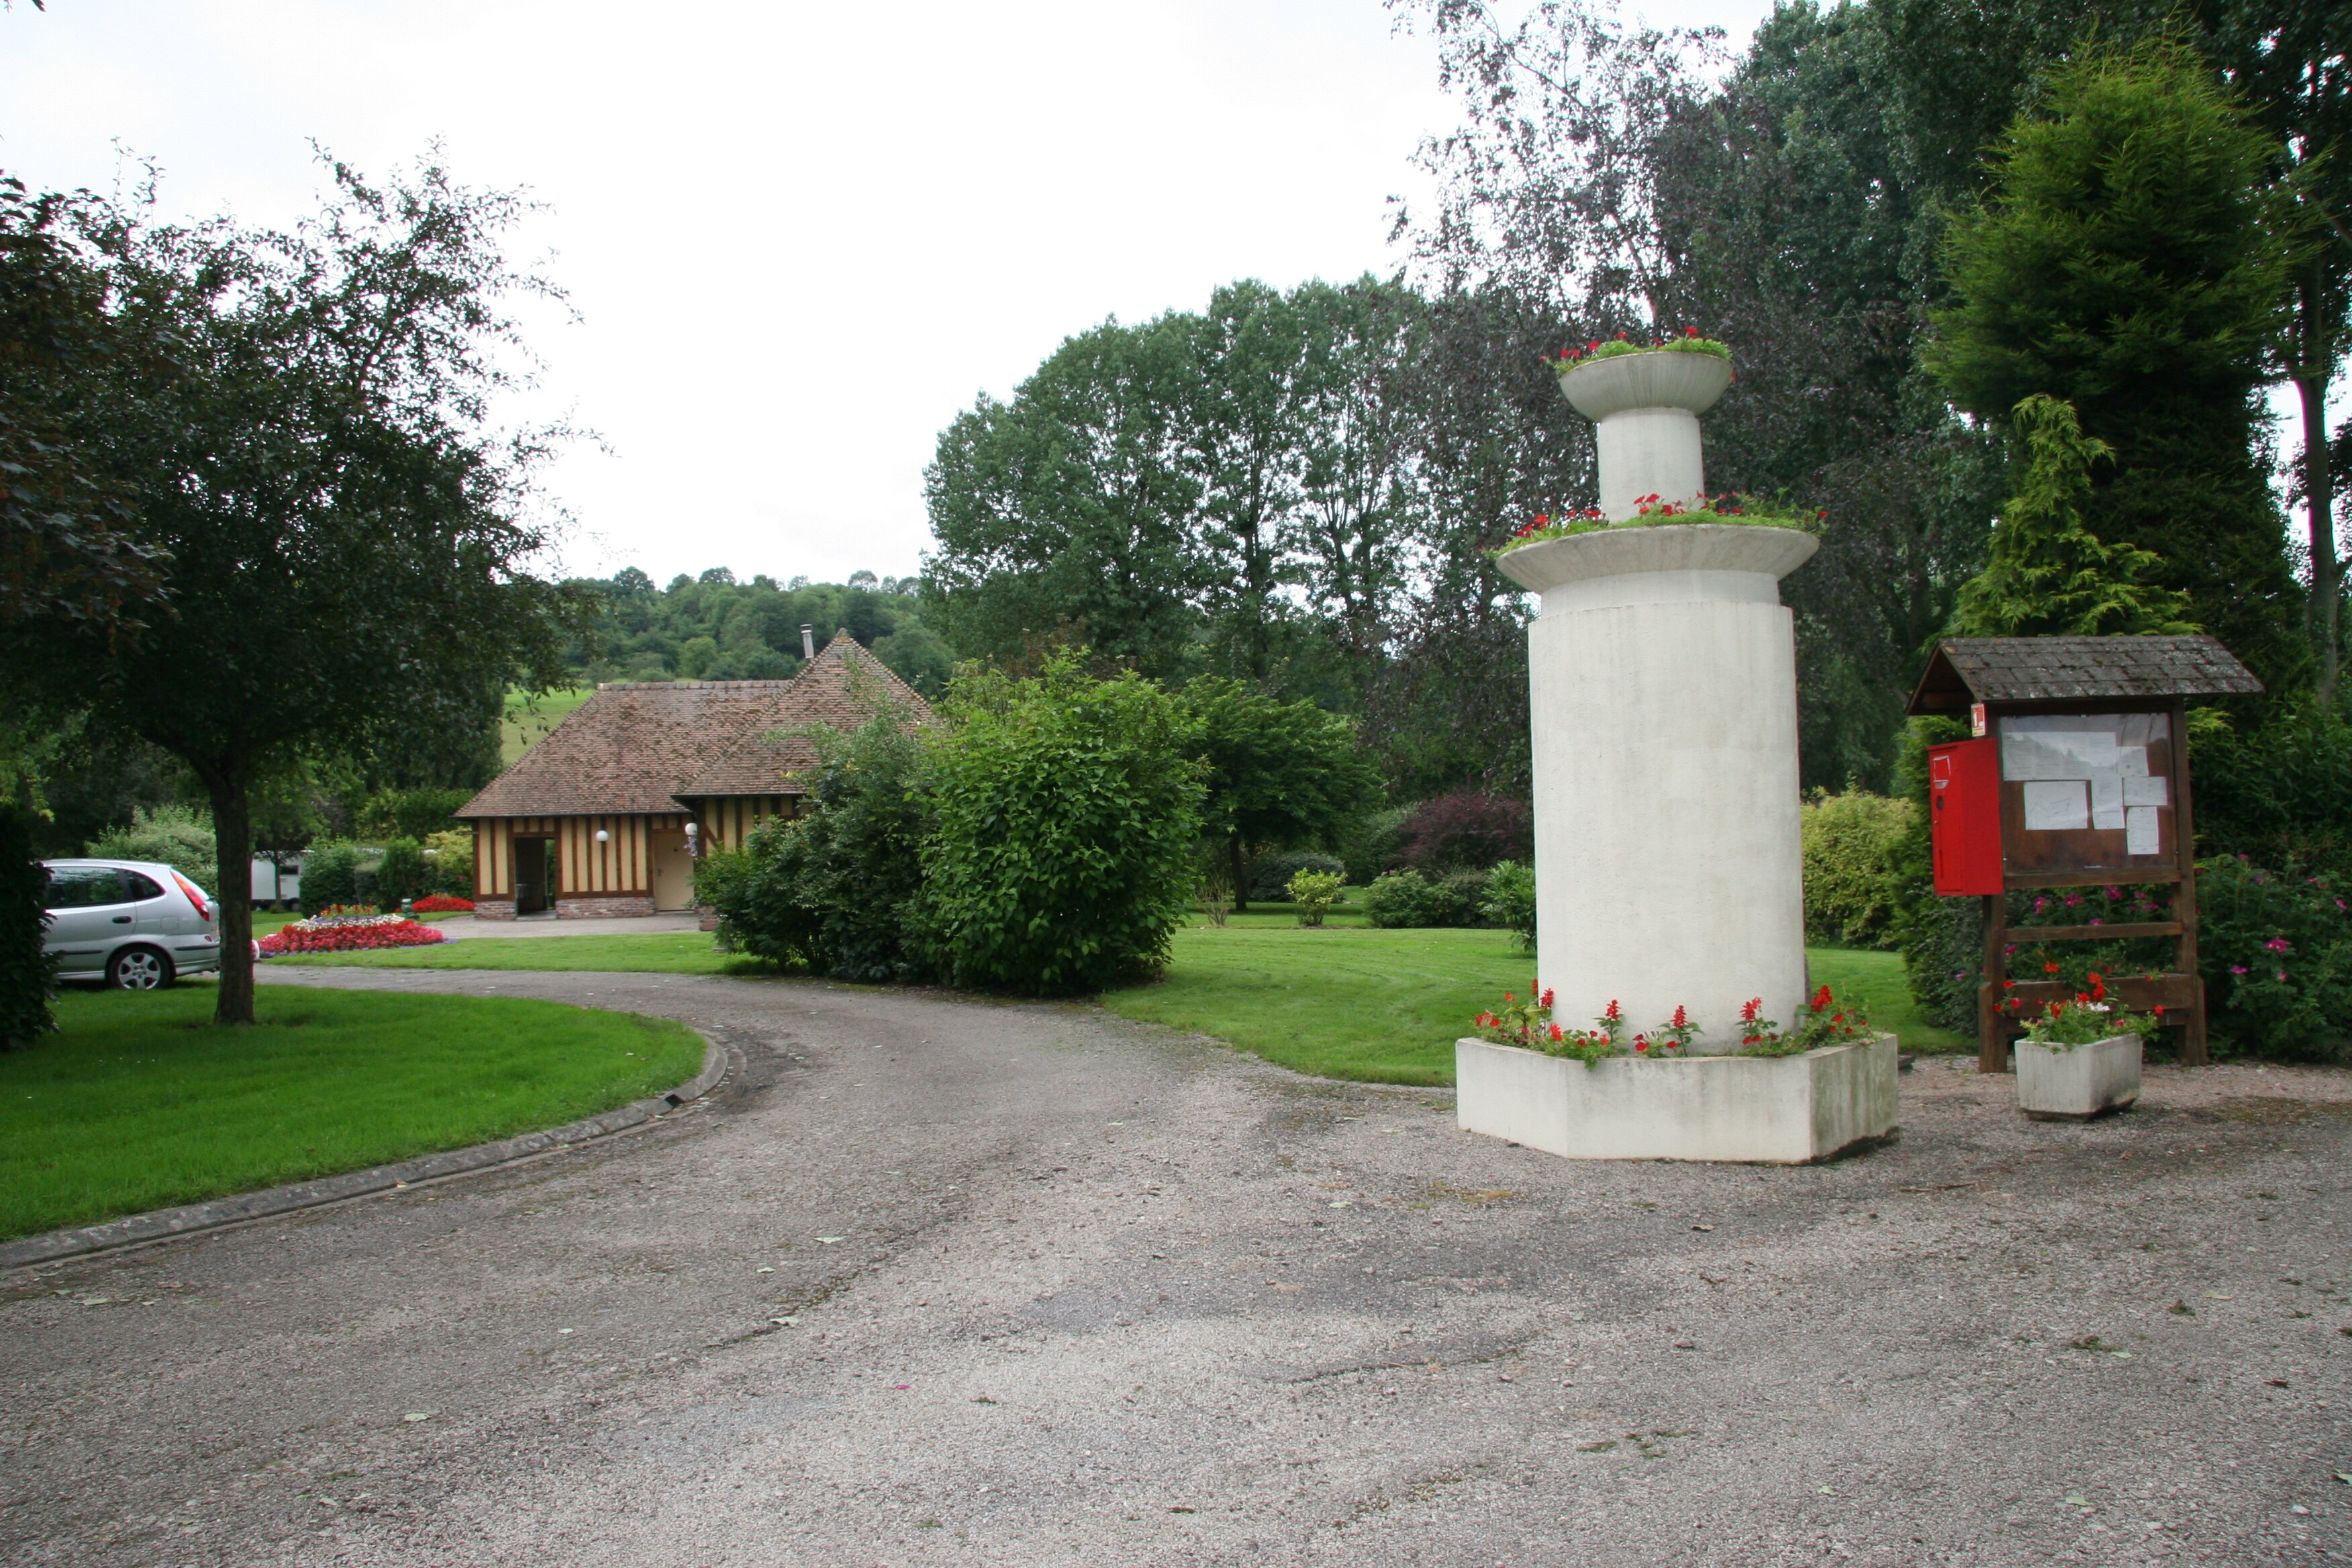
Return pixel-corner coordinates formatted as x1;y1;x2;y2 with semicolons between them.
1100;927;1967;1086
262;921;1968;1088
268;932;765;974
0;985;705;1241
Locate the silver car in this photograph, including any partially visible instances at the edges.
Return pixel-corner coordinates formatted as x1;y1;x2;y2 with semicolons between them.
41;859;222;989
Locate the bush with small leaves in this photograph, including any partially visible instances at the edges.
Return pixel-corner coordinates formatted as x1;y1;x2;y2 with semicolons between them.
1481;861;1536;952
1285;869;1344;927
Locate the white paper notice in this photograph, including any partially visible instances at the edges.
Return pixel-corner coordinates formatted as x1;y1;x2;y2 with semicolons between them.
2023;779;2091;832
2125;805;2161;855
2122;775;2169;807
2089;774;2126;830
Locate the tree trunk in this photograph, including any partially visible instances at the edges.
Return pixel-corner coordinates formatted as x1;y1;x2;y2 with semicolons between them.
1230;834;1248;914
2297;277;2340;711
205;775;255;1026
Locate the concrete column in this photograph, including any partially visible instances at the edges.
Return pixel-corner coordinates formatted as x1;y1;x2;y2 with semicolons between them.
1498;350;1816;1051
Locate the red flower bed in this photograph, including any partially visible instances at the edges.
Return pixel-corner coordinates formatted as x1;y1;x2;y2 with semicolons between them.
258;918;448;955
411;894;475;913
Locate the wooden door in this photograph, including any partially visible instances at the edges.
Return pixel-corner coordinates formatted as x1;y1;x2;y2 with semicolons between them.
513;836;552;914
649;828;694;912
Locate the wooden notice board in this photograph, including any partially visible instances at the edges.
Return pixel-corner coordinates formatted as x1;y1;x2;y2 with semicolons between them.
1906;637;2264;1072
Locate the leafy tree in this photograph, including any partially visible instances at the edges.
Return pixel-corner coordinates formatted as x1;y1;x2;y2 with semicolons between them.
924;319;1204;681
1947;395;2197;637
5;158;574;1024
1176;677;1381;911
916;652;1204;994
0;175;162;634
1927;39;2308;685
0;800;56;1050
2202;0;2352;707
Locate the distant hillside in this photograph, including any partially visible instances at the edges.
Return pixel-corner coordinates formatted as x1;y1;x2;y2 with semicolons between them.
501;687;595;767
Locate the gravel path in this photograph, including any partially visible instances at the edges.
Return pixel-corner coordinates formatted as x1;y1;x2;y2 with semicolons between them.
3;967;2348;1567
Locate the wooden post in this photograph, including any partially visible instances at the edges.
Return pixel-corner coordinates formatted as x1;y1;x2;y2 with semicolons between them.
1979;889;2010;1074
2171;697;2209;1065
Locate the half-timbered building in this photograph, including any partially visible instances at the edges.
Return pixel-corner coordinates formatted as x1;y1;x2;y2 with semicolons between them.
455;632;929;918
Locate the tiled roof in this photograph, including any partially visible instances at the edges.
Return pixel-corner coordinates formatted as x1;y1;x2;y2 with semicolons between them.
456;633;933;819
677;633;931;799
1908;636;2263;714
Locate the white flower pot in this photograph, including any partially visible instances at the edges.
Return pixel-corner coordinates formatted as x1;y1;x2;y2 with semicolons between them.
1556;350;1734;422
1453;1032;1898;1164
2014;1033;2142;1120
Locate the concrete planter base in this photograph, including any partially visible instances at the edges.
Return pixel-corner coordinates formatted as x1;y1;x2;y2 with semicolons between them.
1455;1032;1898;1164
2014;1034;2141;1120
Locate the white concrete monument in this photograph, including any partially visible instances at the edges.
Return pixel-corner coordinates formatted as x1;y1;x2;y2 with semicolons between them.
1455;344;1898;1163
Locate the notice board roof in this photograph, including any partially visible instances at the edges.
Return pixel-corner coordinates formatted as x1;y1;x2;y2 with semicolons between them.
1906;636;2263;715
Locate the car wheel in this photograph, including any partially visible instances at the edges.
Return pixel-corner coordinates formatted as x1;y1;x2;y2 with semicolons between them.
108;946;175;990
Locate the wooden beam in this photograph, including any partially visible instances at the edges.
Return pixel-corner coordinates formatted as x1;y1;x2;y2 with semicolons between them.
2006;922;2182;942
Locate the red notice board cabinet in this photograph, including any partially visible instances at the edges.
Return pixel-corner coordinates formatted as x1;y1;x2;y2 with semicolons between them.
1928;739;2002;896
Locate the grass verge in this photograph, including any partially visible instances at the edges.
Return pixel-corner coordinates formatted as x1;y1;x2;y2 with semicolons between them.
0;985;705;1241
268;932;769;975
1101;928;1967;1085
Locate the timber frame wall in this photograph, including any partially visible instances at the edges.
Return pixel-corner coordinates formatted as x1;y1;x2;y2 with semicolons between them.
472;798;798;898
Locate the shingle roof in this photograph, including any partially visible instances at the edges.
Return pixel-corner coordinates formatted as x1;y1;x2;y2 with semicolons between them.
677;633;930;799
456;633;933;819
1907;636;2263;715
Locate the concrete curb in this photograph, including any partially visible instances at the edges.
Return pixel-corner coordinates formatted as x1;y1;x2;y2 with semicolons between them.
1;1036;732;1273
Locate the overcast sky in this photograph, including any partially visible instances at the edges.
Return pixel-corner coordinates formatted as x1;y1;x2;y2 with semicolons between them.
2;0;1777;587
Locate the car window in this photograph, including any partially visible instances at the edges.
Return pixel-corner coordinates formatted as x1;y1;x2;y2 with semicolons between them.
79;869;130;906
118;870;164;902
42;867;89;910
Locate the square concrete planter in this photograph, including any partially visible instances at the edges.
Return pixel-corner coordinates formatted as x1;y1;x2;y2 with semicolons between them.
2014;1033;2141;1120
1454;1032;1898;1164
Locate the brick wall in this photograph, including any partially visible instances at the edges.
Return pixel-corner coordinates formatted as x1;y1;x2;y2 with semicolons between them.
473;897;518;922
556;894;656;920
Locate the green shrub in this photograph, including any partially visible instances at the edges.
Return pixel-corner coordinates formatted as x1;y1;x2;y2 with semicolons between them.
1334;805;1410;885
1364;869;1477;929
703;716;931;981
89;803;217;897
2192;705;2352;885
1285;869;1344;927
1801;788;1911;949
1481;860;1536;953
1442;868;1493;922
1;803;58;1050
373;838;429;905
916;653;1204;994
300;840;363;914
422;829;475;897
1249;851;1346;904
2195;855;2352;1063
1892;717;1983;1034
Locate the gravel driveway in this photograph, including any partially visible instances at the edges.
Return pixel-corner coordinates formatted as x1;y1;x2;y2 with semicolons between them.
3;967;2347;1567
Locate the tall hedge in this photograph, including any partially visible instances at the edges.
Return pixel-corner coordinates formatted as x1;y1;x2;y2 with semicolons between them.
916;654;1204;994
1;803;58;1050
1800;788;1911;949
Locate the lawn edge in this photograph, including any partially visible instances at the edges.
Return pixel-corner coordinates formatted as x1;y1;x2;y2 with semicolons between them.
0;1035;730;1272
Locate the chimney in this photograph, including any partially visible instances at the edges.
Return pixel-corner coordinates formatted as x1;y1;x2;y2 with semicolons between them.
800;624;816;660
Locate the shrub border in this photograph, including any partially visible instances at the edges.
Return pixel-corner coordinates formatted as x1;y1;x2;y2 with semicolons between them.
0;1032;733;1271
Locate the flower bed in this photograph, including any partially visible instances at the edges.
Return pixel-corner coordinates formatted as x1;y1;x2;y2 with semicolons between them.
258;916;448;956
1469;982;1869;1064
1491;493;1827;555
411;894;475;914
1551;329;1730;368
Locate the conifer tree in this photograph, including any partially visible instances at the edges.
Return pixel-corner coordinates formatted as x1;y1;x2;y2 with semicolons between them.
1948;395;2196;639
